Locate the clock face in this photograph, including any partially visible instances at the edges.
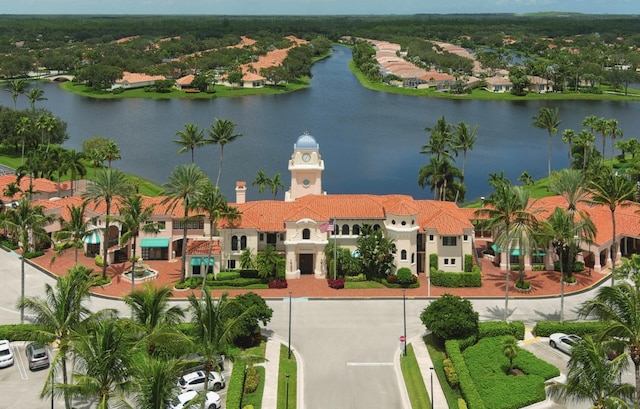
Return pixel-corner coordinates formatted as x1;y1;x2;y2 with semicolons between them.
302;153;311;162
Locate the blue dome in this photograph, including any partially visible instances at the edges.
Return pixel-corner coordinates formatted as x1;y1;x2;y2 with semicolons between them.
294;133;318;149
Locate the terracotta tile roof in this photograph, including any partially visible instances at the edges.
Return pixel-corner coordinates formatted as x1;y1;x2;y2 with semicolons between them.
176;74;195;85
116;71;166;84
0;174;71;201
32;196;85;221
186;239;221;255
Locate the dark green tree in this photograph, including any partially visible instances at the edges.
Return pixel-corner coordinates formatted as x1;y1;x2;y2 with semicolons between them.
420;293;479;341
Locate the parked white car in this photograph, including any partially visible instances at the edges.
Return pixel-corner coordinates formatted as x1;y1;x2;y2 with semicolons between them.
177;370;225;393
549;333;582;354
0;340;14;368
169;390;221;409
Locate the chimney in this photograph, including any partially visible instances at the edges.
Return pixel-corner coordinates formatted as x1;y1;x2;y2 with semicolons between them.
235;181;247;204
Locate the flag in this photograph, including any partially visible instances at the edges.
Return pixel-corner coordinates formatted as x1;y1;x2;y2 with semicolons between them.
319;219;334;233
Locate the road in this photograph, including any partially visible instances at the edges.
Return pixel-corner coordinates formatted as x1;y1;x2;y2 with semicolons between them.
0;249;630;409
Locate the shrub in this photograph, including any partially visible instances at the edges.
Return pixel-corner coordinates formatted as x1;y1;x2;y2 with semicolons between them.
0;239;19;250
431;266;482;287
396;267;413;285
240;269;259;278
225;362;246;409
243;365;260;394
421;294;479;341
429;253;438;270
386;274;398;283
553;261;585;273
327;278;345;289
92;275;111;287
207;278;263;287
216;271;241;281
458;398;468;409
243;406;255;409
445;340;486;409
532;321;608;337
268;278;288;289
515;280;530;290
443;358;460;389
94;254;104;267
532;264;545;271
174;280;188;290
24;250;44;259
464;254;473;272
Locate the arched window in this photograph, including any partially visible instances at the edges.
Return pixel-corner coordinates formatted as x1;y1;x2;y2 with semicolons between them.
240;235;247;250
352;224;360;235
411;253;415;264
334;224;340;235
302;228;310;240
401;250;407;260
373;224;381;231
342;225;350;235
231;236;238;251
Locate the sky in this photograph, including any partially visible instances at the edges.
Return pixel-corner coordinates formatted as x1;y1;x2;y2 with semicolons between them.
1;0;637;15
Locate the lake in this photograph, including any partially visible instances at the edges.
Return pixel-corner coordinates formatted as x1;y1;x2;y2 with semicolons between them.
2;45;639;203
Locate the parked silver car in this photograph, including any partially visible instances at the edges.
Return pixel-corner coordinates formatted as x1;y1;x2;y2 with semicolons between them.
549;333;582;354
26;343;50;371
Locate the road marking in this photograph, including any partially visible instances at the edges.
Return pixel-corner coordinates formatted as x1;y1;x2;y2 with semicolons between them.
346;362;393;367
521;337;540;345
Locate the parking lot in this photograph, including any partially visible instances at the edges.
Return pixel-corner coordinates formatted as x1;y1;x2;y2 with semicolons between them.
0;341;231;409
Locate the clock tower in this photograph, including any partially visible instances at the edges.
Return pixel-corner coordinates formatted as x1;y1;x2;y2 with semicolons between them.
285;132;324;201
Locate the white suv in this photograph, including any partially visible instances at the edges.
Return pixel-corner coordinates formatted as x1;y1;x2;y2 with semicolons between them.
170;390;221;409
0;340;14;368
177;370;225;393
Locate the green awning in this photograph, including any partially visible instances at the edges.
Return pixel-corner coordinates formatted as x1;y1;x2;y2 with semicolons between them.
140;238;170;248
190;257;214;266
83;230;101;244
491;245;546;257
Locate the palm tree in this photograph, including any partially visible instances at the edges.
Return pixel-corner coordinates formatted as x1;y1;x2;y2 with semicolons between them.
578;284;640;401
2;181;21;202
87;148;105;178
208;118;243;188
6;78;28;109
269;173;285;198
103;141;121;169
52;202;92;266
123;356;185;409
63;319;132;409
252;170;270;194
18;267;96;409
124;284;185;336
421;116;453;162
1;197;55;323
561;129;575;168
607;118;623;159
542;207;595;322
502;336;518;372
173;123;209;164
82;168;134;279
587;167;637;285
475;184;537;321
256;245;281;280
532;107;561;183
573;130;596;173
188;292;251;394
418;156;463;201
593;117;610;161
118;195;160;295
27;86;47;114
547;336;635;408
161;164;208;281
16;116;33;164
35;113;56;151
451;121;478;177
61;148;87;196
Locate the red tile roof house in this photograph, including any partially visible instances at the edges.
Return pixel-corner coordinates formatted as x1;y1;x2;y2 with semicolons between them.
111;72;166;90
12;134;640;284
0;174;73;204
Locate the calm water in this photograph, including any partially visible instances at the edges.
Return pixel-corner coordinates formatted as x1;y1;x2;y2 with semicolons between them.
2;45;640;203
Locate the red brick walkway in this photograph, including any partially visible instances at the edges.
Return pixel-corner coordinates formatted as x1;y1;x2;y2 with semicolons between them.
32;248;609;300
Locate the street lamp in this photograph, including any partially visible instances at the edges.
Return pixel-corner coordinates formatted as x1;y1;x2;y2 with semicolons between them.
402;288;407;357
430;367;434;408
285;373;290;409
50;367;54;409
288;291;292;359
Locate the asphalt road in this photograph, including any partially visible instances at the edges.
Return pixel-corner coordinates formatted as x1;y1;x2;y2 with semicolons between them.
0;249;628;409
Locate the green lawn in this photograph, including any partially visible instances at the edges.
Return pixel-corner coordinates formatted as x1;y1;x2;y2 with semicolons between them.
277;344;297;409
400;344;432;409
345;280;386;289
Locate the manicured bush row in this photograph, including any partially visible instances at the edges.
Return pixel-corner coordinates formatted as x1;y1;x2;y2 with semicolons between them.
216;271;241;280
532;320;608;337
24;250;45;259
443;358;460;389
239;269;259;278
445;340;486;409
553;261;585;273
431;267;482;287
380;277;420;288
243;365;260;394
463;337;558;409
479;321;525;340
207;278;264;287
225;362;247;409
0;240;19;250
464;254;473;273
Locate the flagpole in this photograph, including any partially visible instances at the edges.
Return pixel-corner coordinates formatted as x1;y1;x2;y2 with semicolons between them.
333;218;337;280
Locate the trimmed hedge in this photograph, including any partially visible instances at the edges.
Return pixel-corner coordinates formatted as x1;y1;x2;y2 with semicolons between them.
443;358;460;389
479;321;525;340
207;278;263;287
464;254;473;273
431;266;482;287
396;267;413;284
240;269;259;279
430;253;438;270
532;321;609;337
225;362;246;409
24;250;45;259
445;340;486;409
216;271;241;280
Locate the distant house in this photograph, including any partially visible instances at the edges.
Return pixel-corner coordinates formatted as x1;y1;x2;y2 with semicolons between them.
484;75;512;93
112;72;166;90
526;75;553;93
175;74;195;90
